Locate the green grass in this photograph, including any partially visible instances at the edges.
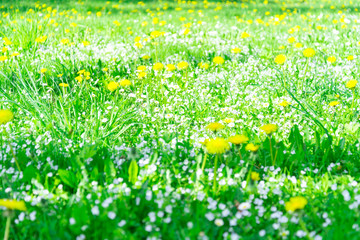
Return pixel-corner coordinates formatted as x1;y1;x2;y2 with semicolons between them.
0;0;360;239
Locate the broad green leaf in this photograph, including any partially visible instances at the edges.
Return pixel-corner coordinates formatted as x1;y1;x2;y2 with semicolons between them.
128;159;138;184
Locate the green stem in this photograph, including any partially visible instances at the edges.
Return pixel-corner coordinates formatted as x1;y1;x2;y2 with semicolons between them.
351;89;355;117
238;146;243;160
269;135;273;165
201;153;208;173
4;216;11;240
213;154;219;193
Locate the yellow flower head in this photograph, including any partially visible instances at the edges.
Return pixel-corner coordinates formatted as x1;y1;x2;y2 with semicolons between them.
107;81;119;92
231;47;241;54
223;118;233;124
251;172;260;181
60;38;70;45
0;109;14;125
303;48;316;58
177;61;189;70
294;42;303;48
120;79;131;87
166;64;176;71
245;143;260;152
142;55;151;60
285;196;307;212
329;101;340;107
153;62;164;71
59;83;69;88
287;36;296;44
228;135;249;145
206;138;230;154
327;56;336;64
137;65;147;72
199;62;210;69
206;122;225;132
40;68;47;74
346;79;357;90
3;37;12;46
260;124;278;135
138;71;147;79
0;56;8;62
241;32;250;38
213;56;225;65
274;54;286;65
279;100;291;107
0;199;27;211
347;55;354;61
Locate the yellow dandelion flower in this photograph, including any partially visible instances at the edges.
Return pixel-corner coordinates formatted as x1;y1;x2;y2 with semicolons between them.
213;56;225;65
251;172;260;181
294;42;303;48
274;54;286;65
0;109;14;125
142;55;151;60
228;135;249;145
138;71;147;79
346;79;357;89
153;62;164;71
59;83;69;87
279;100;291;107
231;47;241;54
206;122;225;132
327;56;336;64
40;68;47;74
60;38;70;45
120;79;131;87
285;196;307;212
245;143;260;152
75;76;83;83
166;64;176;71
11;52;20;57
137;65;147;72
303;48;316;58
107;81;119;92
329;101;340;107
0;56;8;62
3;37;12;46
206;138;230;154
177;61;189;70
199;62;210;69
287;36;296;44
259;124;278;135
0;199;27;211
241;32;250;38
347;55;354;61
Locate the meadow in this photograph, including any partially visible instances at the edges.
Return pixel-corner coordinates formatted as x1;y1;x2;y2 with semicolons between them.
0;0;360;239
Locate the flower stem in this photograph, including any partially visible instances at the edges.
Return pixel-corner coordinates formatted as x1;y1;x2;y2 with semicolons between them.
238;146;243;160
351;89;355;117
4;216;11;240
213;154;219;193
201;153;208;173
269;136;274;165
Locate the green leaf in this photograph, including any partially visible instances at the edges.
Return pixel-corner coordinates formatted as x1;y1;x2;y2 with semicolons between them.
58;169;77;188
23;165;39;183
104;158;116;179
128;159;139;184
